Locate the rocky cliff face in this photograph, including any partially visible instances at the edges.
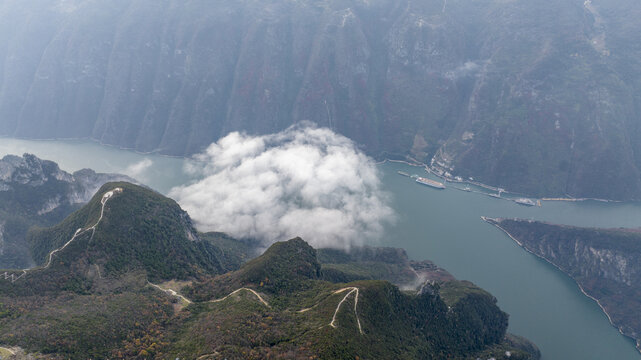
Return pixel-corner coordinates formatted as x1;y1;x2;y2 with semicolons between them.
0;153;132;268
0;153;132;212
1;0;641;199
524;232;641;292
489;218;641;352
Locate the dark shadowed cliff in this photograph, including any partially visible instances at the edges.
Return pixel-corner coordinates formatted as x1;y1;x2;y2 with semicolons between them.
486;218;641;352
1;0;641;199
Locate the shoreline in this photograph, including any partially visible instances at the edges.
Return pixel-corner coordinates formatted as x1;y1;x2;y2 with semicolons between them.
0;136;634;203
0;135;188;160
382;157;625;204
481;217;641;354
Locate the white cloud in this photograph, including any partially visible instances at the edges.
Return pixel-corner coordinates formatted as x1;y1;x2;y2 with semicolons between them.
170;123;394;250
124;158;153;181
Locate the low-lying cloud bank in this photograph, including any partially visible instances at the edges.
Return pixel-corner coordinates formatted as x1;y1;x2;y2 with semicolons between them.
169;124;394;250
123;158;153;182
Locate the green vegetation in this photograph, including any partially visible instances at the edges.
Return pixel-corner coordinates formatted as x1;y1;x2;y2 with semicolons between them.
27;182;224;283
176;238;536;359
0;183;537;358
0;154;130;269
440;280;495;306
0;271;175;358
199;232;257;272
317;247;418;284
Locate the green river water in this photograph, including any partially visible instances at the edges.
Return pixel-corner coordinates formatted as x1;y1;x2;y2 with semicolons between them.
1;138;640;359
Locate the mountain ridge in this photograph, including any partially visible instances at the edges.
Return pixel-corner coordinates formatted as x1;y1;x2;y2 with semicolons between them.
24;182;225;285
1;0;640;199
0;153;133;269
0;183;539;359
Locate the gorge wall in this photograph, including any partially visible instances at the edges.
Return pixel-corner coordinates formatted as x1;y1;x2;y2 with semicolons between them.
1;0;641;199
488;218;641;352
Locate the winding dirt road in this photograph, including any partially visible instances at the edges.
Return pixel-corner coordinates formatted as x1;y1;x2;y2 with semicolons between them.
1;188;122;283
148;282;193;305
329;287;363;334
148;284;271;308
0;346;15;356
148;284;363;333
209;287;270;307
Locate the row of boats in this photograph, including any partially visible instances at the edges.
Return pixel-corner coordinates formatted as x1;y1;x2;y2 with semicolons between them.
397;170;539;206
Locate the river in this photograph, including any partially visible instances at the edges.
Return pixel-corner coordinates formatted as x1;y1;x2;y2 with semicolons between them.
1;137;640;359
379;161;641;360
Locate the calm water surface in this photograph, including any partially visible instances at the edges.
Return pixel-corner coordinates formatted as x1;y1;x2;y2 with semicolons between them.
1;138;640;359
379;161;641;360
0;138;193;193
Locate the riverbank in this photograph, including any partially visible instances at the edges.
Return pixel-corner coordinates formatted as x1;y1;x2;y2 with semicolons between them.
0;138;630;204
482;217;641;355
0;135;188;159
2;137;640;359
379;158;626;204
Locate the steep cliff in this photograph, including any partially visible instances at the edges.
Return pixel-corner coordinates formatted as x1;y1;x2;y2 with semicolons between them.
0;154;132;268
1;0;641;199
486;218;641;353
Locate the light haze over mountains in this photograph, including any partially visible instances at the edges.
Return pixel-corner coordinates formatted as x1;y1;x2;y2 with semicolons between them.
0;0;640;199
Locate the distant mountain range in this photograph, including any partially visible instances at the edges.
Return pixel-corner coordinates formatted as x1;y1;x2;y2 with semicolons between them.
0;0;640;200
0;153;132;269
0;179;539;359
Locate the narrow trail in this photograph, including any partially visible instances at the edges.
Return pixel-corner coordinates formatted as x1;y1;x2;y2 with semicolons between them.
148;282;192;304
1;188;122;283
209;287;270;308
196;353;220;360
148;284;270;308
44;188;122;269
297;305;317;313
1;270;26;283
149;283;364;333
297;286;365;332
329;287;363;334
0;346;15;355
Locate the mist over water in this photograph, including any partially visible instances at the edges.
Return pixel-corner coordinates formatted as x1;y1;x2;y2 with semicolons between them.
169;124;394;250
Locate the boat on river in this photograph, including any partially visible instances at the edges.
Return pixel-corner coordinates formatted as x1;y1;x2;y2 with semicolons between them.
416;177;446;189
515;198;536;206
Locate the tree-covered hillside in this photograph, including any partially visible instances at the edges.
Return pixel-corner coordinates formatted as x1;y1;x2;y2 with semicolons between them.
0;183;539;359
0;154;131;268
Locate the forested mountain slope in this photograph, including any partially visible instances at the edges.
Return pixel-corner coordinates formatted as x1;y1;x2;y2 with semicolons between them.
0;154;131;268
0;183;539;359
1;0;640;199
